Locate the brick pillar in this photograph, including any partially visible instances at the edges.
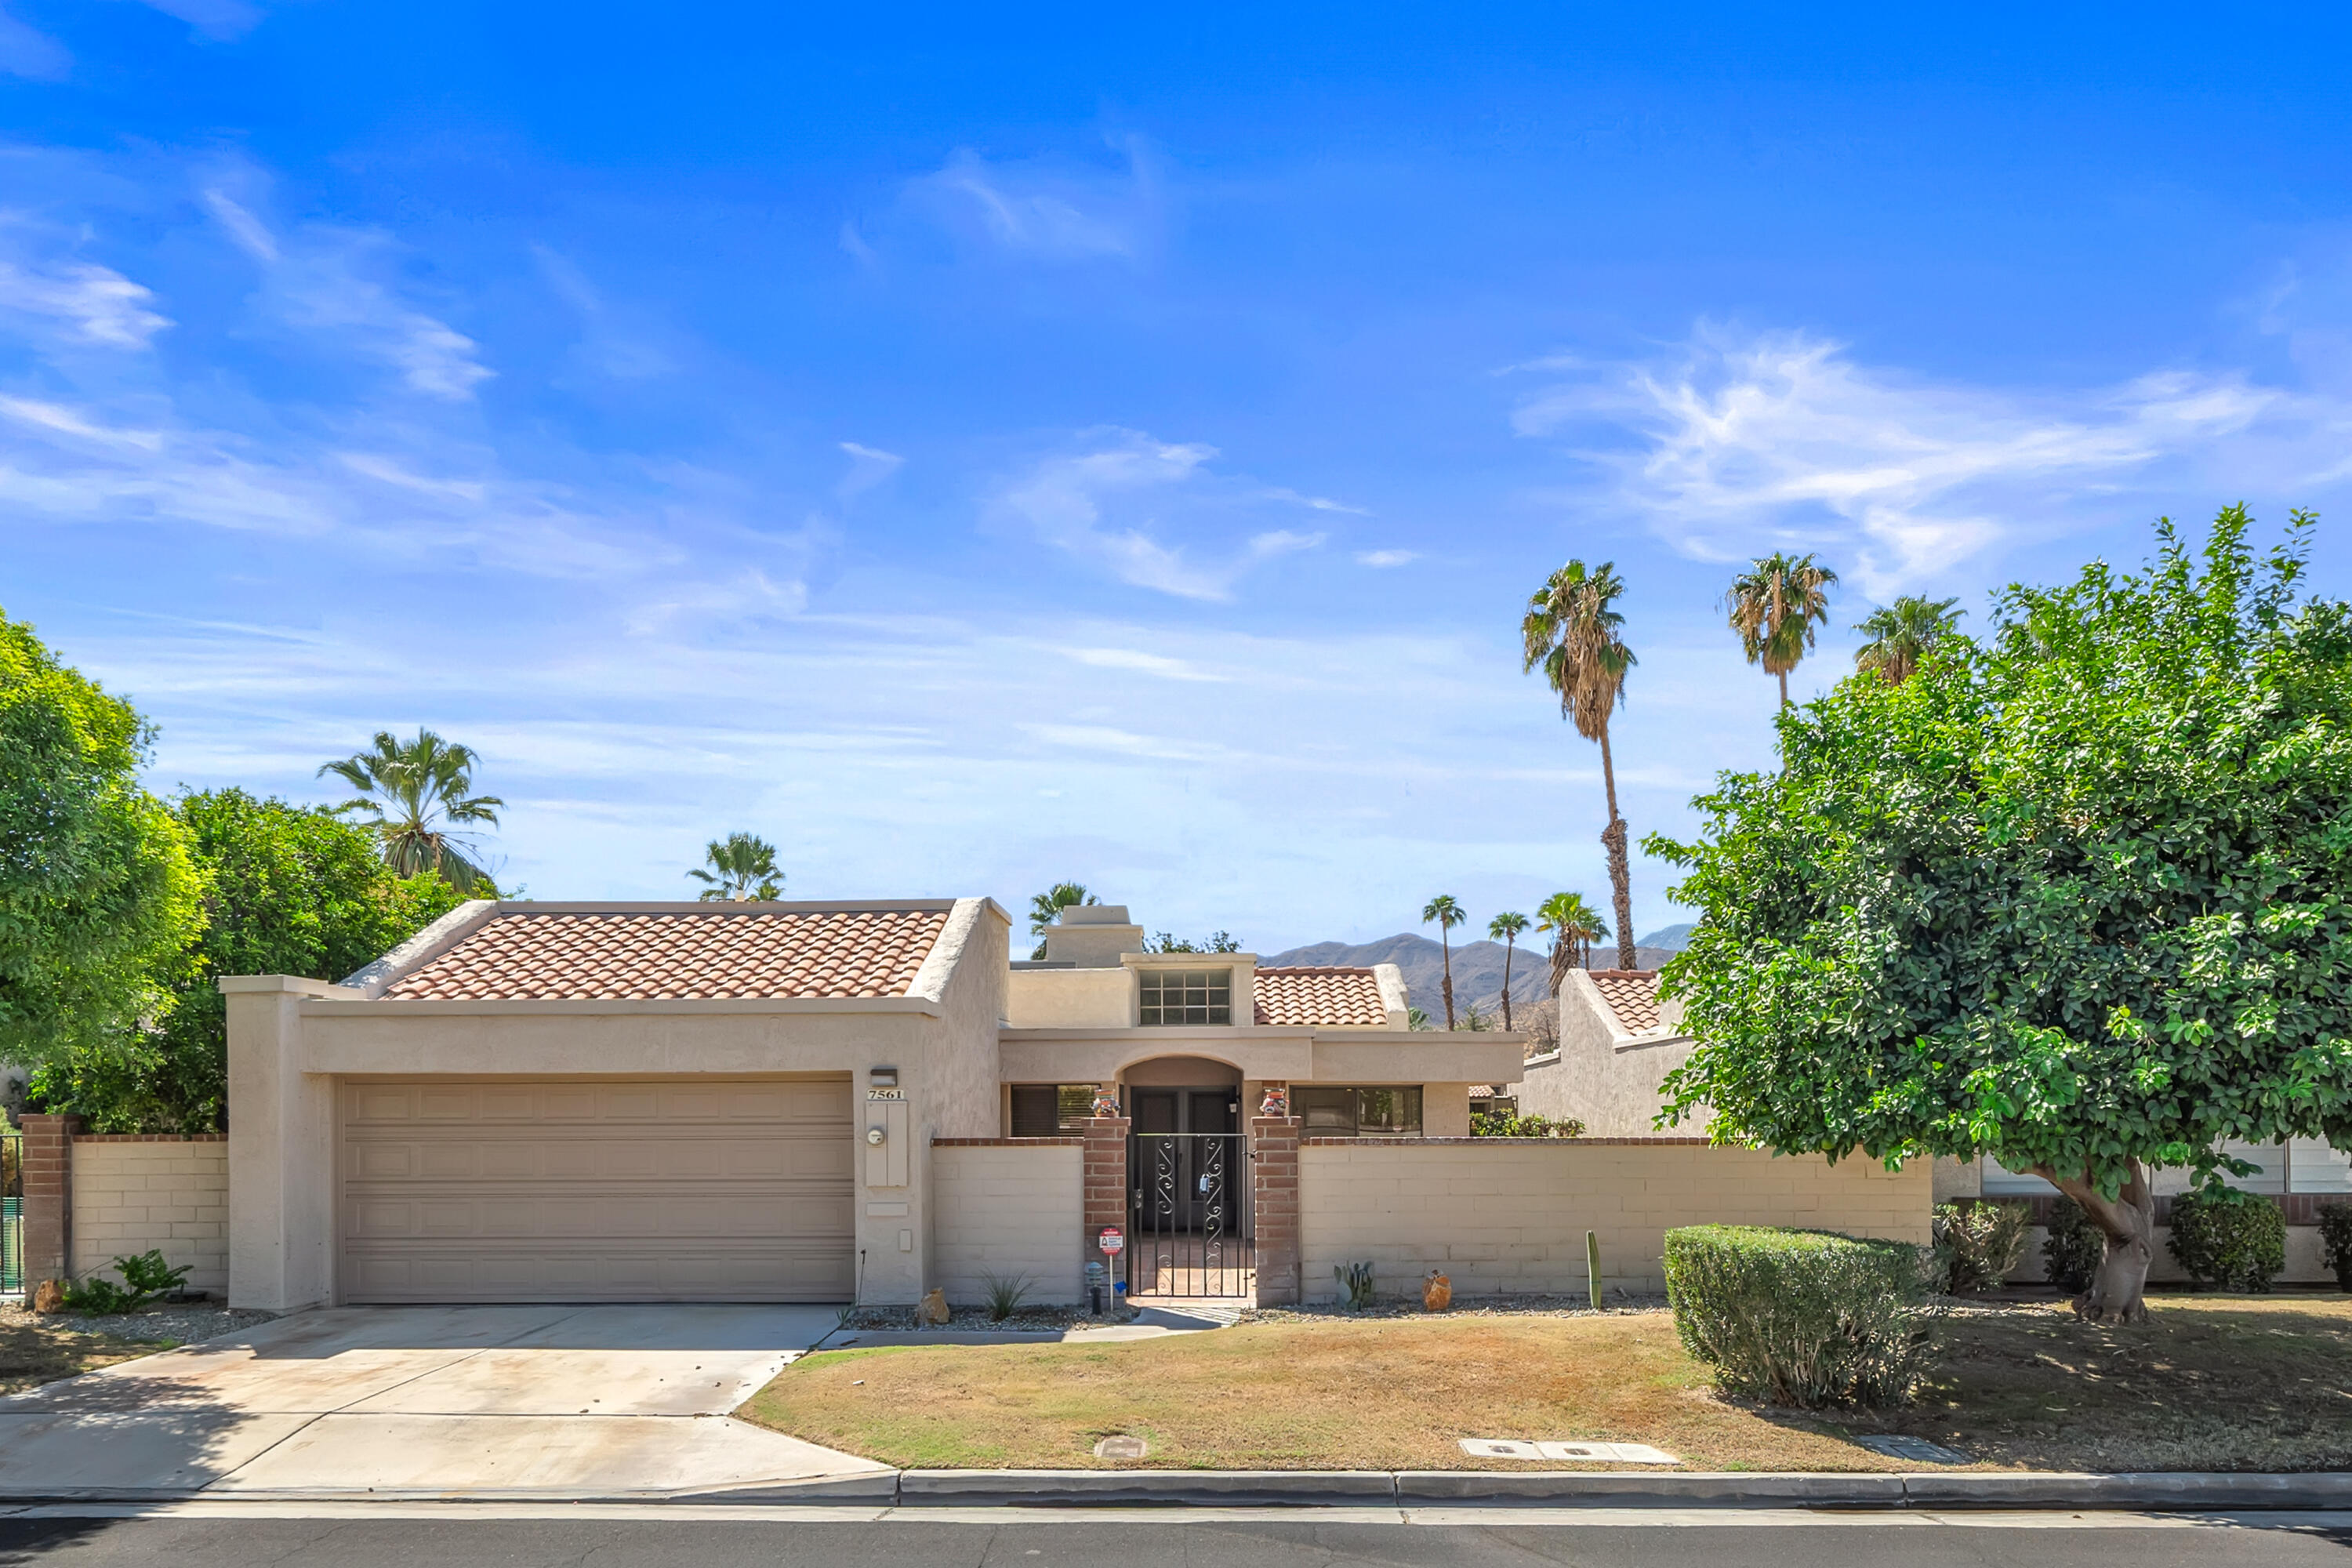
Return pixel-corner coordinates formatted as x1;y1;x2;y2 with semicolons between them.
20;1112;81;1290
1250;1115;1301;1305
1079;1116;1130;1298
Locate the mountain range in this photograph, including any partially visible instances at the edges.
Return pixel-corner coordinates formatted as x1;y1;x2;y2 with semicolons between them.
1262;926;1690;1022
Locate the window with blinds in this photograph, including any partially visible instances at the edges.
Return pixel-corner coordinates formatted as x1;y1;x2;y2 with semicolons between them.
1010;1083;1099;1137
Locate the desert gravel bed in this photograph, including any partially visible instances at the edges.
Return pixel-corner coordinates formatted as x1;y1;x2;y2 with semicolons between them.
0;1302;278;1347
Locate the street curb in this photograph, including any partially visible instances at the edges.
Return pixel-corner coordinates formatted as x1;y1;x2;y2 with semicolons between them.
898;1469;1396;1506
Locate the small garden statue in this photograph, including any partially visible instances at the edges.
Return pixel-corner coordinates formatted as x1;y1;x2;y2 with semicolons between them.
1090;1087;1121;1119
1421;1270;1452;1312
1258;1083;1289;1118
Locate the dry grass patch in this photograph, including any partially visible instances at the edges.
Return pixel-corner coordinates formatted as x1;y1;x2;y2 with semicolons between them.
739;1295;2352;1472
0;1308;175;1397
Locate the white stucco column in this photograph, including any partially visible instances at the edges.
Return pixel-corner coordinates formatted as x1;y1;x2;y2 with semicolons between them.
223;975;345;1311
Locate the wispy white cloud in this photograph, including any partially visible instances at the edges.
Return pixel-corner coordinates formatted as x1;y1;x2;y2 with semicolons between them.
0;257;171;346
1517;325;2314;593
837;440;903;499
988;429;1330;601
1356;549;1418;568
137;0;265;41
204;189;493;400
0;4;68;78
1058;646;1230;682
888;139;1163;265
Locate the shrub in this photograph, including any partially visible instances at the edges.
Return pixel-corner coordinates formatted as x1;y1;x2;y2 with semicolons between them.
2042;1200;2105;1294
2318;1203;2352;1292
2166;1185;2286;1291
1334;1260;1376;1311
977;1270;1034;1322
1931;1200;2031;1294
62;1250;190;1315
1662;1225;1938;1408
1469;1110;1586;1138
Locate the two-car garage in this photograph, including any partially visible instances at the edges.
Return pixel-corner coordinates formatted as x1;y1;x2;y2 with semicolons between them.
336;1074;856;1304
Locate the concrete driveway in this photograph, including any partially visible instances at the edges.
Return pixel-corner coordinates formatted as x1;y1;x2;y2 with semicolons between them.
0;1305;889;1501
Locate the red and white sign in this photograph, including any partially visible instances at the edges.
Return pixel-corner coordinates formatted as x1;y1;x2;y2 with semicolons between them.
1098;1226;1125;1255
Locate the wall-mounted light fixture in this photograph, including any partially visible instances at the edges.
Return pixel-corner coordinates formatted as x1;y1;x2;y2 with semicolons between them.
869;1065;899;1088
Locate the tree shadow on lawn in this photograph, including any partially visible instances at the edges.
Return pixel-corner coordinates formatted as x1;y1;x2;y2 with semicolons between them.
1762;1297;2352;1473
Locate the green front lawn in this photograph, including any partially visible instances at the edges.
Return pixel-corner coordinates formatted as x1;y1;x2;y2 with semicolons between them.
737;1296;2352;1472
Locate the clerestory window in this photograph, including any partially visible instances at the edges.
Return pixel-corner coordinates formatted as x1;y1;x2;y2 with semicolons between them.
1138;969;1232;1025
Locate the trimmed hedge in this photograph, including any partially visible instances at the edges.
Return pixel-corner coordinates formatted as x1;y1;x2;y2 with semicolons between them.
1663;1225;1937;1408
1931;1201;2030;1293
2166;1185;2286;1291
2042;1199;2105;1294
2320;1203;2352;1292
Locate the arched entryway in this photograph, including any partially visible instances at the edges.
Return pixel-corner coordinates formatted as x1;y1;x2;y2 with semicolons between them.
1119;1056;1252;1299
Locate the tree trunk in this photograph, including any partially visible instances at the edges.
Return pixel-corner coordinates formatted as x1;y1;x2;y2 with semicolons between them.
1548;938;1571;997
1500;941;1515;1032
1440;930;1455;1030
1777;667;1789;710
2033;1158;2158;1323
1599;728;1639;970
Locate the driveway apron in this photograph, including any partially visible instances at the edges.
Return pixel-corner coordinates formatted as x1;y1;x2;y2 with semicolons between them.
0;1305;885;1501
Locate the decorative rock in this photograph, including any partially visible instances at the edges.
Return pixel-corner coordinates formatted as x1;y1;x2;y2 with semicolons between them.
1422;1271;1452;1312
31;1279;65;1315
916;1287;950;1326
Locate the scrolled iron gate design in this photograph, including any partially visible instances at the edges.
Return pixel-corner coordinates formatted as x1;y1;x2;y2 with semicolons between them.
1127;1131;1254;1298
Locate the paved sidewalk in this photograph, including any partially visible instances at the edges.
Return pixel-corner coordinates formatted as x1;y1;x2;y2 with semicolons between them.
0;1305;888;1501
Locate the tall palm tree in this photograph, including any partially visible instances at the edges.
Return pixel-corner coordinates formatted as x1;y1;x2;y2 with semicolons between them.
1726;551;1841;709
1027;880;1097;959
1421;894;1466;1030
1854;594;1964;685
1536;891;1611;989
1523;560;1640;970
319;729;503;894
1487;910;1530;1031
688;833;784;901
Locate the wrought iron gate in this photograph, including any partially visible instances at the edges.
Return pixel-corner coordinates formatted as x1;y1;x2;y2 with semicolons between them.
1;1131;21;1298
1127;1131;1254;1298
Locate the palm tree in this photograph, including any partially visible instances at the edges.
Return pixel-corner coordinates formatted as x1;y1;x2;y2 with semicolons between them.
1027;880;1097;959
1536;891;1611;990
319;729;503;893
1421;894;1466;1029
1725;551;1841;709
1487;910;1530;1031
1523;560;1640;970
1854;595;1964;685
688;833;784;901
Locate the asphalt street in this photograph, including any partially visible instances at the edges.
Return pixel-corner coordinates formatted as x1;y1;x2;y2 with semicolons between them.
0;1511;2347;1567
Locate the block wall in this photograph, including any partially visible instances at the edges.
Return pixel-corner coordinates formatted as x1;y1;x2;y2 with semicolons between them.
1298;1136;1931;1303
69;1136;230;1298
930;1139;1085;1305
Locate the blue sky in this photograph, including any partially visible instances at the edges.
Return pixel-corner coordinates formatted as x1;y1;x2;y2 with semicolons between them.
8;4;2352;952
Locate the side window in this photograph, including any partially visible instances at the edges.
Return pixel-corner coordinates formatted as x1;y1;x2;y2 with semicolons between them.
1298;1087;1356;1134
1296;1087;1423;1135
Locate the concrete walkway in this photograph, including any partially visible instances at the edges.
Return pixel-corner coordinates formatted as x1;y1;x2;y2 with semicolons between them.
0;1305;889;1501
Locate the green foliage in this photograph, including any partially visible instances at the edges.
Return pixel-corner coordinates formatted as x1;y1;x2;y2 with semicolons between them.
2165;1185;2286;1291
2042;1200;2105;1294
688;831;784;901
1648;510;2352;1202
1026;880;1096;958
1335;1260;1376;1310
64;1249;191;1315
2317;1202;2352;1291
1663;1225;1938;1408
34;789;463;1131
1145;931;1241;953
0;612;203;1075
1469;1109;1586;1138
977;1270;1035;1322
319;728;503;892
1930;1201;2031;1293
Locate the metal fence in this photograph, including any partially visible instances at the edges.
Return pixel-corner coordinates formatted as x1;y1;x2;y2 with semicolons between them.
1;1131;22;1297
1127;1131;1254;1299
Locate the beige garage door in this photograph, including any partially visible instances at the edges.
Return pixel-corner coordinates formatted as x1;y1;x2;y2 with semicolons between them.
339;1076;855;1304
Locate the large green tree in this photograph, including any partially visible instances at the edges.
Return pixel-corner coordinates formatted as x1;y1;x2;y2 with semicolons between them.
1523;560;1641;969
1649;509;2352;1320
0;611;201;1074
36;789;465;1131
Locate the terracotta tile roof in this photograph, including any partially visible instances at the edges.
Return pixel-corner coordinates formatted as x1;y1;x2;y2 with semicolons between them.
1252;966;1389;1027
1588;968;1661;1033
379;908;949;1001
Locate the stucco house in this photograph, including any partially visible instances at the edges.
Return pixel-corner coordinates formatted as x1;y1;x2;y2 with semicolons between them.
220;897;1522;1311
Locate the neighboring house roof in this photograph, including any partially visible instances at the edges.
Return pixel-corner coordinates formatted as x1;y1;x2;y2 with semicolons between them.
1251;965;1388;1027
377;907;950;1001
1587;969;1661;1033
